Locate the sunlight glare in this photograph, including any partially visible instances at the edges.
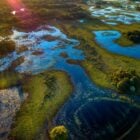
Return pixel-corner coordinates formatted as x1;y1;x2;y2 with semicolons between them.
20;8;25;12
11;11;16;15
7;0;24;10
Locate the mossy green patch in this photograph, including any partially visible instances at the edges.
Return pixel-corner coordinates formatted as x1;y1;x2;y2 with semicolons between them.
82;60;112;89
115;35;134;47
0;39;16;57
0;72;23;89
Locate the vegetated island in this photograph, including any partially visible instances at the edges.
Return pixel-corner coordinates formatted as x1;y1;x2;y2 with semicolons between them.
0;70;72;140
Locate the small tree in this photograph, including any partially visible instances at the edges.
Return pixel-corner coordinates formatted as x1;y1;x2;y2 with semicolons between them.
111;69;140;94
50;125;68;140
0;39;15;57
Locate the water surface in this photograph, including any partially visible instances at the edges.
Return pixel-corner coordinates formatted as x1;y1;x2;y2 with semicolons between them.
89;6;140;25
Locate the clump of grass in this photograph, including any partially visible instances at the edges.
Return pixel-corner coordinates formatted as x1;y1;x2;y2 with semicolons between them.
0;39;16;57
111;69;140;94
82;60;112;88
50;125;68;140
116;35;134;47
0;72;22;89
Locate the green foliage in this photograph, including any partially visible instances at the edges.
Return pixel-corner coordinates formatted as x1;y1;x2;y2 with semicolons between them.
111;69;140;94
125;30;140;44
117;77;130;92
50;126;68;140
44;74;57;98
0;72;22;89
0;39;15;57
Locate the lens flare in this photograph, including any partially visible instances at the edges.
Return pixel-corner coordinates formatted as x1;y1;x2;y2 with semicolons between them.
6;0;39;30
11;11;16;15
7;0;30;17
7;0;24;10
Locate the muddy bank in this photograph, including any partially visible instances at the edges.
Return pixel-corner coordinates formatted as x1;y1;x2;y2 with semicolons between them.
0;87;27;140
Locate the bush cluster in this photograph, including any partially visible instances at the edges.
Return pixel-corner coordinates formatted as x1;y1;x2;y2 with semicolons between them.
124;31;140;44
0;39;15;57
50;125;68;140
111;69;140;94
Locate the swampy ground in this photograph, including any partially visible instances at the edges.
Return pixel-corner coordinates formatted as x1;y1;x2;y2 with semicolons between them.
0;0;140;140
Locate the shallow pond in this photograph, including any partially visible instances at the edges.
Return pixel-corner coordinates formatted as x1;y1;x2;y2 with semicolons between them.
0;26;84;72
0;26;140;139
94;30;140;59
89;6;140;25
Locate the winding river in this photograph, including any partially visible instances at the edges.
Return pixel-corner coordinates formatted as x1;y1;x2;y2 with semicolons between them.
0;26;140;139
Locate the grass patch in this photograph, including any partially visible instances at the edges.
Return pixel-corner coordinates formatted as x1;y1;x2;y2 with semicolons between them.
0;72;23;89
0;39;16;57
115;35;134;47
82;60;112;89
115;29;140;47
9;70;73;140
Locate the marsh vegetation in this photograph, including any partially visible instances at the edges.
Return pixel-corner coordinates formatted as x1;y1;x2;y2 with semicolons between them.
0;39;15;57
0;0;140;139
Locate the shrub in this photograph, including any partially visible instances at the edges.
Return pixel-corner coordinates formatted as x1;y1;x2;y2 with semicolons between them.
124;31;140;44
0;39;15;57
117;77;130;92
50;125;68;140
111;69;140;94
